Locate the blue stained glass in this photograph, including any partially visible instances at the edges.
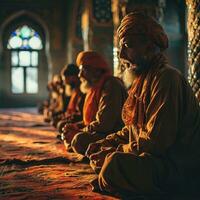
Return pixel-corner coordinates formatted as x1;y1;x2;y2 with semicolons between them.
22;39;29;49
11;32;17;36
7;25;43;50
16;29;20;36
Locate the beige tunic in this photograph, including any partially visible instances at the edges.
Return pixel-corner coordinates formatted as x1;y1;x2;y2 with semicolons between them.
71;77;128;154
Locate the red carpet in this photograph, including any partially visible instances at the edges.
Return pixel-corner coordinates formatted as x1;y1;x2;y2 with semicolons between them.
0;108;116;200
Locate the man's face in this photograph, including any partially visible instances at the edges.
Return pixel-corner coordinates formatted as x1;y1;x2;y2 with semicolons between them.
123;67;136;89
78;65;93;94
61;75;76;96
119;34;149;75
65;84;73;97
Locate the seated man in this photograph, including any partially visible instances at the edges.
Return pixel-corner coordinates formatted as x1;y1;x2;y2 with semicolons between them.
61;51;127;155
53;64;85;130
43;75;66;122
86;12;200;196
40;80;53;117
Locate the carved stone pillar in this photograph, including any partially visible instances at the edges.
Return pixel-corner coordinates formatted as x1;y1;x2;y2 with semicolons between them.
112;0;127;76
81;0;113;71
186;0;200;102
111;0;165;76
67;0;83;63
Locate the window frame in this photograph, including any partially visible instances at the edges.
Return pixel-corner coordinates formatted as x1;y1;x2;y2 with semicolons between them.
10;49;40;94
7;24;43;95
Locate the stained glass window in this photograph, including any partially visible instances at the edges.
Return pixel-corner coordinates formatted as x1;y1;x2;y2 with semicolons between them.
8;25;42;94
26;67;38;93
11;51;18;66
7;25;42;50
19;51;31;66
11;67;24;93
31;52;38;66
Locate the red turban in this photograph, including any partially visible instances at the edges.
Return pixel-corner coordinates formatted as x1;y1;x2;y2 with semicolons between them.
76;51;110;72
117;12;168;50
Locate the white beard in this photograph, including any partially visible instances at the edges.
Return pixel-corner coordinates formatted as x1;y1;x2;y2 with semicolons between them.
123;68;136;89
79;78;92;94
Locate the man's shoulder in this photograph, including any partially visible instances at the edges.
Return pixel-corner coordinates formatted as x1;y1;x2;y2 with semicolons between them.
103;76;125;89
150;64;187;92
160;64;181;75
104;76;123;86
156;64;184;83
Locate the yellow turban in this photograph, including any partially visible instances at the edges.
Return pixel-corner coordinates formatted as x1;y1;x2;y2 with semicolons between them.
117;12;168;50
76;51;110;72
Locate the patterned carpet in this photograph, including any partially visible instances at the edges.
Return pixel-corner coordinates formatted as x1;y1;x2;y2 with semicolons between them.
1;109;200;200
0;108;117;200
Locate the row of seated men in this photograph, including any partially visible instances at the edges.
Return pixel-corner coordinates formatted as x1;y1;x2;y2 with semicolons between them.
41;65;85;127
42;51;128;152
40;12;200;197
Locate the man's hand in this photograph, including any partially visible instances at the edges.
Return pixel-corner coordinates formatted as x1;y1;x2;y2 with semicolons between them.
61;123;79;143
62;123;78;133
85;142;102;157
61;131;75;143
89;147;116;169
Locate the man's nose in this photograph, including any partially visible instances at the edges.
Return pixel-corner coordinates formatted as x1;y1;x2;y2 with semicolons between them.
119;46;126;59
78;70;82;78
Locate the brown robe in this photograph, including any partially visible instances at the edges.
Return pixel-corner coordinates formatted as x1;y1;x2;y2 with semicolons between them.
97;55;200;194
71;76;128;154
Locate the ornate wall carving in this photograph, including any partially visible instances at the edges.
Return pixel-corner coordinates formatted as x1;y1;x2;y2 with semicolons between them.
186;0;200;102
81;0;113;71
67;0;84;63
92;0;112;23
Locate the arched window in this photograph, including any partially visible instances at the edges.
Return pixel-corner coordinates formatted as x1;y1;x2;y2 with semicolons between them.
7;25;43;94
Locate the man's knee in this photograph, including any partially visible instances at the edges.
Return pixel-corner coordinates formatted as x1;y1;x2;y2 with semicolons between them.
71;132;88;155
99;152;121;180
98;152;123;192
57;120;67;133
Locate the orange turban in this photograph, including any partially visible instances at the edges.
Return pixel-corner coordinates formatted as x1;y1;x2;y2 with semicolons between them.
117;12;168;50
76;51;110;72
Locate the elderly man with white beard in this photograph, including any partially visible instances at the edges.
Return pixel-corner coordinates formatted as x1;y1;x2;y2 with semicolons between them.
86;12;200;197
122;65;136;89
61;51;127;155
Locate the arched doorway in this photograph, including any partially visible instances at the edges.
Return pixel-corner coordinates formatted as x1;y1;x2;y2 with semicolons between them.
0;13;49;108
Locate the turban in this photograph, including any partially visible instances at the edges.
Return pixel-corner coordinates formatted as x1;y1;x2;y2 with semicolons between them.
76;51;110;72
117;12;168;50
